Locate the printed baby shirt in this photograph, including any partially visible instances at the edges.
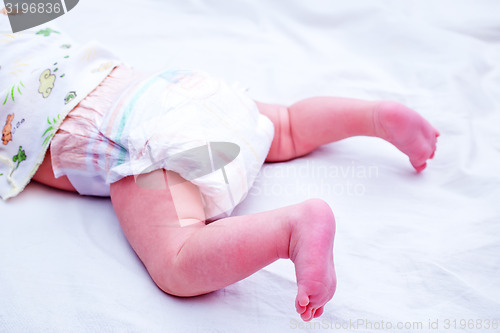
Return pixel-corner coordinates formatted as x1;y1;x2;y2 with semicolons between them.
0;15;121;199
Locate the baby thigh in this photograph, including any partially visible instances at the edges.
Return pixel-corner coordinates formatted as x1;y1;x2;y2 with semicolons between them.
110;170;206;293
109;168;298;297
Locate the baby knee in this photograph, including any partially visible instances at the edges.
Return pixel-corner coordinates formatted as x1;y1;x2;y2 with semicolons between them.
302;199;335;226
149;256;202;298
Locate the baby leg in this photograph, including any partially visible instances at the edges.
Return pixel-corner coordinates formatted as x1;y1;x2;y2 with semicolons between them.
110;170;336;321
257;98;439;171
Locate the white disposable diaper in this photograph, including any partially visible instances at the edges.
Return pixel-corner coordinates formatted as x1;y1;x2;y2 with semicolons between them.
106;70;274;219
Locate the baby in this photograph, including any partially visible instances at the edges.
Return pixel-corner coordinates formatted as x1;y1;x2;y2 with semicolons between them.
0;12;438;322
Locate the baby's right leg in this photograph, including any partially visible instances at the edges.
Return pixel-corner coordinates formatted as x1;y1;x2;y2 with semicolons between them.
110;171;336;321
257;98;439;172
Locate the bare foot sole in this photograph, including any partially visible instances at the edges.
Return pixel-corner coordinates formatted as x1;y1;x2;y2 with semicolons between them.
374;101;440;172
289;199;337;321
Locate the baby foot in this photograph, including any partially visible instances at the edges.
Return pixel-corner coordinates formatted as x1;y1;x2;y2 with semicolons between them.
374;101;439;172
289;199;337;321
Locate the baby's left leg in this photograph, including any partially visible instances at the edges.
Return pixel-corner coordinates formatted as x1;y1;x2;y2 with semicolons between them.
257;98;439;171
111;170;336;321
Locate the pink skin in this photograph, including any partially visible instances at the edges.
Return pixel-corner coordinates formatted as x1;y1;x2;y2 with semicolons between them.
260;98;439;171
34;96;438;322
256;97;438;319
373;101;439;172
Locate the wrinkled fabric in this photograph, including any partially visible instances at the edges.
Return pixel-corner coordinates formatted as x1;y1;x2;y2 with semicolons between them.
1;0;499;332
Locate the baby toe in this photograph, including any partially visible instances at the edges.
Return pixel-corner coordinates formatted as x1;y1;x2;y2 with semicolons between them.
410;142;436;172
313;306;324;318
410;153;428;171
296;303;307;315
295;292;309;314
414;162;427;173
300;306;314;321
296;289;310;307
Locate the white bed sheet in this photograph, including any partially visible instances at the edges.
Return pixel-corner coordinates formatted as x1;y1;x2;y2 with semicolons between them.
2;0;500;332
